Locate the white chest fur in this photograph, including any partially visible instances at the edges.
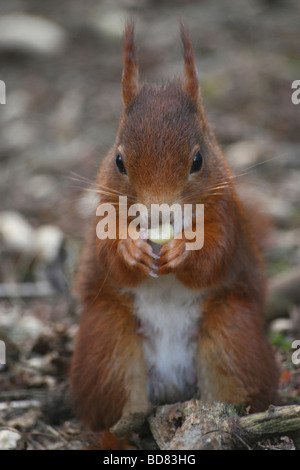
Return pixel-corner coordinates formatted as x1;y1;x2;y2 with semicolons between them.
133;274;202;405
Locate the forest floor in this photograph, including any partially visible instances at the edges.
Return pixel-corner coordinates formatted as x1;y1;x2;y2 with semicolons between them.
0;0;299;450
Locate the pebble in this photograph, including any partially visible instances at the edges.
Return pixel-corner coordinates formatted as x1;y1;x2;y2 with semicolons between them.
0;14;67;56
269;318;293;334
34;225;64;263
0;211;35;254
225;140;263;170
89;10;128;39
0;212;64;263
0;429;23;450
2;315;45;344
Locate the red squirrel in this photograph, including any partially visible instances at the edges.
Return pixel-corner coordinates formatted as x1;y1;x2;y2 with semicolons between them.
70;21;280;449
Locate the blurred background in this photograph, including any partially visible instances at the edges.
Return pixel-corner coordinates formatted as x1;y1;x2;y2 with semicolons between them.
0;0;299;450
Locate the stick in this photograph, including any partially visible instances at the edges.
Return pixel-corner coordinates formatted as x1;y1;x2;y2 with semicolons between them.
148;400;300;450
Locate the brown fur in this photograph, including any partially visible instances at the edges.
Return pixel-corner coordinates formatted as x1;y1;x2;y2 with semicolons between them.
70;22;280;449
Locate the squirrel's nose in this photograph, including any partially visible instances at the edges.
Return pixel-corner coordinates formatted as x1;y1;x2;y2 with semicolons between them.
148;211;175;228
139;192;181;229
142;191;178;208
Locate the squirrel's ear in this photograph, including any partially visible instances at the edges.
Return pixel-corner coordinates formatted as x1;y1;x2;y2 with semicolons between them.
180;22;200;104
122;20;139;107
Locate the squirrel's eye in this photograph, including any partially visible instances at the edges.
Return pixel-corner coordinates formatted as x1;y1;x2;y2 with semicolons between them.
190;151;203;174
116;154;127;175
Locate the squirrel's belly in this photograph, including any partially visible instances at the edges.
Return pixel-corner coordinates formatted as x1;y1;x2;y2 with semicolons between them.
133;274;202;405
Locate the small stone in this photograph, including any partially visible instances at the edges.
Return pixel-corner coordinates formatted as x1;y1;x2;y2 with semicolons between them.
9;315;44;344
0;429;22;450
0;211;35;254
34;225;64;263
269;318;293;334
90;10;127;39
225;140;262;170
0;14;67;56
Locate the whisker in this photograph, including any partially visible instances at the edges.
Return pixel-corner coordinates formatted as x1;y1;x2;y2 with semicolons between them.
230;152;289;174
182;184;230;202
96;191;137;203
97;185;137;199
68;171;137;201
188;152;290;193
68;172;99;187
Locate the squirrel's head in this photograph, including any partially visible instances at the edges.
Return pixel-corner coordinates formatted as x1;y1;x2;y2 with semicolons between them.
102;21;230;211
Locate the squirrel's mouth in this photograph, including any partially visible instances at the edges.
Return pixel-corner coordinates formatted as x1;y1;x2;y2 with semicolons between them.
129;201;200;237
115;196;202;246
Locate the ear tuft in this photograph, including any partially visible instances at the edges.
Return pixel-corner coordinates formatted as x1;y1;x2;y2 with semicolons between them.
179;21;200;104
122;20;139;107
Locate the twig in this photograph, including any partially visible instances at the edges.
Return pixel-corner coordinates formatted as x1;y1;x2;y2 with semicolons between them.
238;404;300;443
148;401;300;450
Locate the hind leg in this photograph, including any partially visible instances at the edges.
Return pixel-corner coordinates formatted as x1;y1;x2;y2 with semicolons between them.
70;290;151;443
197;294;280;412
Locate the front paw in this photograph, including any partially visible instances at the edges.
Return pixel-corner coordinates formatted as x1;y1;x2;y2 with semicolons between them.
118;237;159;278
157;239;189;275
